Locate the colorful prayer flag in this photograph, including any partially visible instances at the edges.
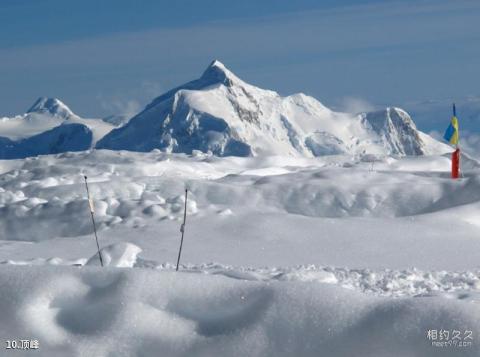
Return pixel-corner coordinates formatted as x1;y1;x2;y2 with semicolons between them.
443;104;459;145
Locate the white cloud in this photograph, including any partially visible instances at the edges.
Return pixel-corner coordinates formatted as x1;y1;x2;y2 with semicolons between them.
337;97;377;114
96;80;164;118
461;132;480;159
97;96;141;119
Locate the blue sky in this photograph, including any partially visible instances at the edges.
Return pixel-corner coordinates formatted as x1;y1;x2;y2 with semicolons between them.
1;0;479;133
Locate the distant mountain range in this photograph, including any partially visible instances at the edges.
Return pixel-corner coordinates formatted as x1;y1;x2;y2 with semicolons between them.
0;98;115;159
0;60;451;159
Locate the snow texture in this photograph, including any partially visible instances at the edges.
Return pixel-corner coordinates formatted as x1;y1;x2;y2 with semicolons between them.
86;242;142;267
0;265;478;356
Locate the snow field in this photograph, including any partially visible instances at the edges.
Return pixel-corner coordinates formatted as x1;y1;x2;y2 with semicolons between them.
0;150;479;242
0;150;479;356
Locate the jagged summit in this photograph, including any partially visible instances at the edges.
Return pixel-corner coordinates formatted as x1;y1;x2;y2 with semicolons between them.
208;59;226;70
144;60;256;111
199;59;240;87
361;107;425;155
27;97;76;119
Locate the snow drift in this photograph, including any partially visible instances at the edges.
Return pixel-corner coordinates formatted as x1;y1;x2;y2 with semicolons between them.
0;265;478;357
97;60;450;157
86;242;142;267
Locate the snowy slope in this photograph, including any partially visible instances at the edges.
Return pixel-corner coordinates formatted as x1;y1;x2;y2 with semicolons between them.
0;97;115;159
101;114;131;126
97;60;451;157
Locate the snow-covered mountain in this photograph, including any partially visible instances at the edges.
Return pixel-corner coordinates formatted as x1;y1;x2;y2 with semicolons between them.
97;60;451;157
361;107;451;156
27;97;77;119
0;97;115;159
0;62;452;160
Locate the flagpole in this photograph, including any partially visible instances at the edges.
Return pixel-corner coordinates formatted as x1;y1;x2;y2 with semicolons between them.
453;103;458;150
84;175;103;267
452;103;460;179
454;103;462;178
176;189;188;271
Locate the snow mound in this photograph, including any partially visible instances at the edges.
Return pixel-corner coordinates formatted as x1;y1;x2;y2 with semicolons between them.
1;150;480;244
97;60;447;157
153;263;480;298
0;266;478;357
86;242;142;267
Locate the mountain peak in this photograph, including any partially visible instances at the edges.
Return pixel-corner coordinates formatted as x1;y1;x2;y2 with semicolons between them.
27;97;75;118
209;59;227;70
142;60;244;111
200;59;239;87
